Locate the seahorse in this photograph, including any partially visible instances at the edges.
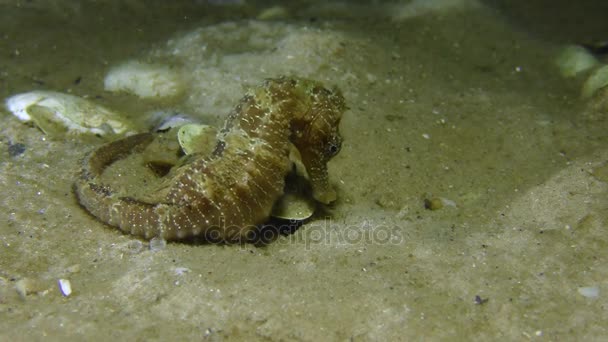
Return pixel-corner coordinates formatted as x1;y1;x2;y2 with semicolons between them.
74;77;346;242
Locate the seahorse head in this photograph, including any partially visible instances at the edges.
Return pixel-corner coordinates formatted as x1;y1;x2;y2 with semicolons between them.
286;78;346;204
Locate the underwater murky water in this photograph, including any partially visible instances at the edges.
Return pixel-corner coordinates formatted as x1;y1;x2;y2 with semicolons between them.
1;1;607;340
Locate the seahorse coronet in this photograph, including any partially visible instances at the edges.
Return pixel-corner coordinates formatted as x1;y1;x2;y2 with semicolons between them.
74;76;346;242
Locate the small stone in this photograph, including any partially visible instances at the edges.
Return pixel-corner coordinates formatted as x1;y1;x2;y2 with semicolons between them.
474;295;488;305
8;142;26;157
424;197;443;210
65;264;81;274
14;278;46;297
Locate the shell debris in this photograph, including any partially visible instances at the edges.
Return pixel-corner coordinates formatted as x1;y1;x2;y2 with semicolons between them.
578;286;600;299
58;279;72;297
177;123;218;155
15;278;47;297
104;61;184;99
5;91;133;136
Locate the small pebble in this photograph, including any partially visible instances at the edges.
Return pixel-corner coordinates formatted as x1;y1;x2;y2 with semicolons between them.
66;264;81;273
424;197;443;210
8;142;26;157
174;267;191;276
474;295;489;305
15;278;45;297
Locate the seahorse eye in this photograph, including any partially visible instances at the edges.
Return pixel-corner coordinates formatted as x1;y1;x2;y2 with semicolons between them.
325;136;342;157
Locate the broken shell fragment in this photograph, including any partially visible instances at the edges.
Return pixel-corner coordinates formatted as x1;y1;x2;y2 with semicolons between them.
271;191;316;220
177;123;218;155
5;91;133;136
153;112;198;131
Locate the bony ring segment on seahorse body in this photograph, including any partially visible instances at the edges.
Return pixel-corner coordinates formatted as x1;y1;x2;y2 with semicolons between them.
74;77;346;242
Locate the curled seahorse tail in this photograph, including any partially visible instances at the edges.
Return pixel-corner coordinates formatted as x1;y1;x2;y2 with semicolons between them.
74;133;165;239
79;133;154;179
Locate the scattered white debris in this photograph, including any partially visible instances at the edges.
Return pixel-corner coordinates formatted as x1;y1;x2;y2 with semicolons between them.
104;61;184;99
149;237;167;252
440;197;457;207
578;286;599;299
174;267;191;276
153;112;198;131
5;91;133;136
58;279;72;297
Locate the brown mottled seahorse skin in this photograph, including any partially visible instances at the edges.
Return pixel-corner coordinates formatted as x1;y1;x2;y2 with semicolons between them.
74;77;346;242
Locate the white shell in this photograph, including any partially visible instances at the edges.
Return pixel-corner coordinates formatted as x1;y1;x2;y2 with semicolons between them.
153;113;198;131
177;123;218;155
554;45;599;78
104;61;184;99
58;278;72;297
271;192;316;220
5;91;132;136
